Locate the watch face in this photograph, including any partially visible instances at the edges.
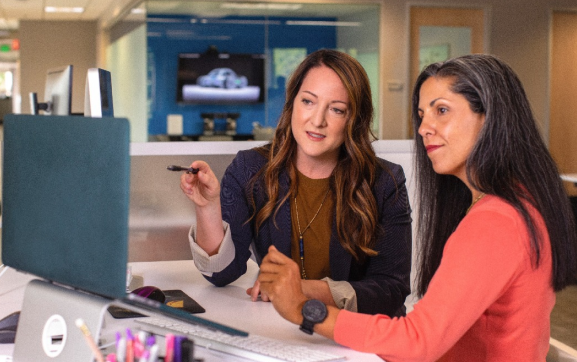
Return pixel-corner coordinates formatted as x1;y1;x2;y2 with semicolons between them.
303;299;327;323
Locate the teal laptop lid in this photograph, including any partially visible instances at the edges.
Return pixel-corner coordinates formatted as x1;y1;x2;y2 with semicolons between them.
2;114;130;299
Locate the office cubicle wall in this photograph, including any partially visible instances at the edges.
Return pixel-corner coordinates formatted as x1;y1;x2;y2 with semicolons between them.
373;140;415;209
128;141;266;262
373;140;418;309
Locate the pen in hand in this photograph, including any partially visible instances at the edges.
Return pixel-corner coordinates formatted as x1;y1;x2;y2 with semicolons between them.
167;165;199;174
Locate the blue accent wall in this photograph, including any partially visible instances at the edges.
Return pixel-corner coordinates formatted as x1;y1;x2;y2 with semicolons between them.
146;15;337;136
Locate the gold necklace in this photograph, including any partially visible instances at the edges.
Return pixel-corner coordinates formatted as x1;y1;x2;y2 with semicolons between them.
466;192;486;214
295;189;330;279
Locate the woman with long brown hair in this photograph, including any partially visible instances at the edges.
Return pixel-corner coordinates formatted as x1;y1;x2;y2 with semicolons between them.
181;49;412;316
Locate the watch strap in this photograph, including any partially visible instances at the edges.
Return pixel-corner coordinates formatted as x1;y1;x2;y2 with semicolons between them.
299;319;315;335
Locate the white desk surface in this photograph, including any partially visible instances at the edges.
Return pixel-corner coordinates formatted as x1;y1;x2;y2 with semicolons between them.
0;259;381;361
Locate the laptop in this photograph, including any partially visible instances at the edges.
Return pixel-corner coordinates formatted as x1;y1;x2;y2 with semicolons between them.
2;114;130;299
1;115;246;361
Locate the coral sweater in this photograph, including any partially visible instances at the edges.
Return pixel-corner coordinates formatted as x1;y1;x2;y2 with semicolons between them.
334;195;554;362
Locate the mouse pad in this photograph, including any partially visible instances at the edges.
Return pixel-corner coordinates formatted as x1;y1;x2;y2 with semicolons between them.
108;289;205;319
163;290;206;314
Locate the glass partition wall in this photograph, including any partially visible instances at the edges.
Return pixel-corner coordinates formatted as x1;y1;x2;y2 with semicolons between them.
107;1;381;142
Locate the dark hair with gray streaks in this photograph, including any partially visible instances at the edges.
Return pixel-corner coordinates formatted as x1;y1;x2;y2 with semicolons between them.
411;54;577;296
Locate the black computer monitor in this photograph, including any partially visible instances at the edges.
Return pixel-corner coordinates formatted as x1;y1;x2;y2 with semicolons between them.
29;65;73;115
84;68;114;117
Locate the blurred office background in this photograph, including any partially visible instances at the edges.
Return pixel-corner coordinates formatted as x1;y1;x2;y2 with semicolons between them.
1;0;577;183
1;0;577;356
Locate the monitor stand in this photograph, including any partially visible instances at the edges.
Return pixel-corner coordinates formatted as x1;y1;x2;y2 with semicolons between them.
28;92;50;115
13;279;111;362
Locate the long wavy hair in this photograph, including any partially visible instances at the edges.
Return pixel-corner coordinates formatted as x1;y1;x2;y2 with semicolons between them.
250;49;381;260
412;54;577;296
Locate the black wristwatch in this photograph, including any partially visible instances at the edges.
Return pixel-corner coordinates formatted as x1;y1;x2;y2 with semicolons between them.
299;299;328;335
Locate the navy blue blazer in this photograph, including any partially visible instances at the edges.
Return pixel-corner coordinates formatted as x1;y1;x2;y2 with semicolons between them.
208;148;412;317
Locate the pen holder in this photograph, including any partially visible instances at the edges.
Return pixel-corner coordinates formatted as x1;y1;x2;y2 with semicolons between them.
109;330;203;362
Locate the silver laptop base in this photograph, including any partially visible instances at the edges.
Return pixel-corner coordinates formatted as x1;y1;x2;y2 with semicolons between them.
13;279;111;362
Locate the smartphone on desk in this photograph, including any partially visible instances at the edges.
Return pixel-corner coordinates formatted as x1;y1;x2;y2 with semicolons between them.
163;290;206;314
108;289;205;319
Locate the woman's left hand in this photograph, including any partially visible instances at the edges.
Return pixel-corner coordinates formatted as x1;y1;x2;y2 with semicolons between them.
246;280;271;302
258;245;308;325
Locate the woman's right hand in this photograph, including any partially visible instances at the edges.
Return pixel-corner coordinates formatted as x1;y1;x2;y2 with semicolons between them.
181;161;224;255
180;161;220;208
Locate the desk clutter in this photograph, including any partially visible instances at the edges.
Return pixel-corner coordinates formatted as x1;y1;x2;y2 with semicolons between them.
2;116;232;362
108;289;205;319
129;315;346;362
104;329;202;362
0;115;358;362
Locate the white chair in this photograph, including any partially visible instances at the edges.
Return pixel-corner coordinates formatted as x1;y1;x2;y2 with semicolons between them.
547;338;577;362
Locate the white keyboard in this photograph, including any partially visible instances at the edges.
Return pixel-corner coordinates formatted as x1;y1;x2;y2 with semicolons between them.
135;316;347;362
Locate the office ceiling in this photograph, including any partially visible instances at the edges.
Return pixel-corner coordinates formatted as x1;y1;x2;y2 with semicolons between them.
0;0;118;26
0;0;378;31
145;1;377;18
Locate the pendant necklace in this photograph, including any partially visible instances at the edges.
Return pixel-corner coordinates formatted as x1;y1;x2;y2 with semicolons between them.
294;189;330;279
466;192;486;214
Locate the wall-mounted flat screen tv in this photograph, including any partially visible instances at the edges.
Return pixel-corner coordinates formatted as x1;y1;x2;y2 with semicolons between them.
177;53;266;104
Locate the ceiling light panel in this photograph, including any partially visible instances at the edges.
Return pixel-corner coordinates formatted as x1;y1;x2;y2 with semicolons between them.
43;0;85;19
44;7;85;13
220;3;302;11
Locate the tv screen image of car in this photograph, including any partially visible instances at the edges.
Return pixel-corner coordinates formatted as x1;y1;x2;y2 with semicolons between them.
177;53;266;104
